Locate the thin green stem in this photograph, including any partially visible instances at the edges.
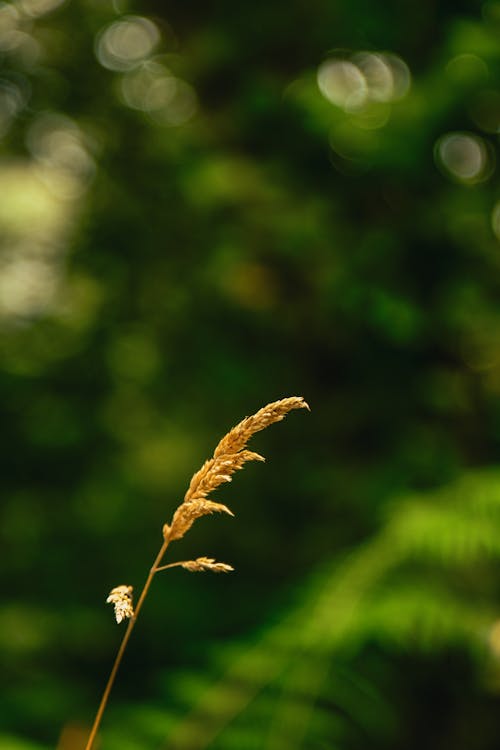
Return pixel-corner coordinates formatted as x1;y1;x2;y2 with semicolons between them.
84;534;171;750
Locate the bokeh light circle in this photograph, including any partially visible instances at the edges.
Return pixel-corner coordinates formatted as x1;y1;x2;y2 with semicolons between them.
317;59;368;111
119;62;197;126
353;52;394;102
95;16;160;72
317;51;411;113
434;132;494;184
26;113;95;198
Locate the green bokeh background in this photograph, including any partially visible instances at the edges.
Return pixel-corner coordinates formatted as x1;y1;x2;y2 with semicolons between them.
1;0;500;748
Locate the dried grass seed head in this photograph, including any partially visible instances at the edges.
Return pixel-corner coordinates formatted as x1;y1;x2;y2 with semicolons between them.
106;585;134;624
168;396;309;541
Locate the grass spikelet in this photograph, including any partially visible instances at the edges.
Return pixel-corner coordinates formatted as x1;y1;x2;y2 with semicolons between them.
106;585;134;624
181;557;234;573
183;450;265;505
213;396;309;458
169;500;234;542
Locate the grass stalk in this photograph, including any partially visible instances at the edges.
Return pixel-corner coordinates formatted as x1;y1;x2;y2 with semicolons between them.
83;397;309;749
84;534;171;750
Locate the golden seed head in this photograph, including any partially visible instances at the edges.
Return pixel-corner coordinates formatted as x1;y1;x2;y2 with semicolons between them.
106;585;134;624
168;397;309;541
181;557;234;573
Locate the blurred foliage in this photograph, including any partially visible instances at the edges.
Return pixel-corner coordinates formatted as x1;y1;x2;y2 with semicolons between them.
0;0;500;748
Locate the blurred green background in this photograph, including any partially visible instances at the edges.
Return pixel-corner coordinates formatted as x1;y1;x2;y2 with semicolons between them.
1;0;500;748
